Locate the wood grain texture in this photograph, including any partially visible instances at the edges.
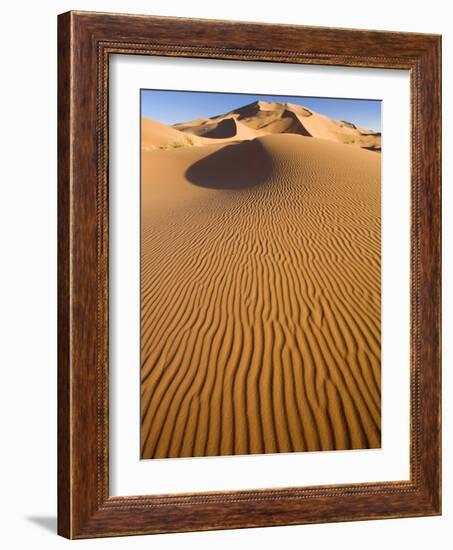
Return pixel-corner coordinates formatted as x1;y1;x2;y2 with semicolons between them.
57;10;441;539
57;11;71;537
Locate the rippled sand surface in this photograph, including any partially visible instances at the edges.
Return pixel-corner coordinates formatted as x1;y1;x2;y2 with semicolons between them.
141;133;381;459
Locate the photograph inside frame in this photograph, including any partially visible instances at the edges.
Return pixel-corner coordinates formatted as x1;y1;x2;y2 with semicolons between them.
139;89;382;460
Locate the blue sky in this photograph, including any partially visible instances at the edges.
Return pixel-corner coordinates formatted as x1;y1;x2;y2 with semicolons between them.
141;89;381;132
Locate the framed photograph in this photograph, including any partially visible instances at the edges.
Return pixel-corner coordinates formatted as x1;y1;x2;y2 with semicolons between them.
58;11;441;538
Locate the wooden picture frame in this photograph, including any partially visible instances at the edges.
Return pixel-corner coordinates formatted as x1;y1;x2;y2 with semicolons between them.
58;10;441;539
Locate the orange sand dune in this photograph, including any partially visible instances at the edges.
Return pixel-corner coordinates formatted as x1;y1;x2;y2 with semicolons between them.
141;134;381;459
173;100;381;150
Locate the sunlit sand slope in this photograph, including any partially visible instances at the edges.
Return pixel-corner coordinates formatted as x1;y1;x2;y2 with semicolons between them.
141;117;202;151
141;134;381;459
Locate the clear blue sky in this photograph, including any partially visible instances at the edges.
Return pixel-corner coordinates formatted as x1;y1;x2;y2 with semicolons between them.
141;89;381;132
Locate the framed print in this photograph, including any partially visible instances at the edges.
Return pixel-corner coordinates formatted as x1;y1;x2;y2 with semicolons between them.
58;11;441;538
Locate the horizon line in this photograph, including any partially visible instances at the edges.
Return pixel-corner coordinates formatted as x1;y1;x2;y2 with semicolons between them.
141;89;382;132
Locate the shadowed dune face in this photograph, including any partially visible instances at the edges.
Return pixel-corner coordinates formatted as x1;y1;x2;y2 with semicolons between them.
186;140;273;189
191;118;237;138
140;132;381;460
258;109;312;137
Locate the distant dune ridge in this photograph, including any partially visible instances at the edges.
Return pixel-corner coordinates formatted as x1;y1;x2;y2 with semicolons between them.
140;100;381;459
142;100;381;151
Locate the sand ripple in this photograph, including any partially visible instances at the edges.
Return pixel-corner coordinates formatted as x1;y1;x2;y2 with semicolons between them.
140;134;381;459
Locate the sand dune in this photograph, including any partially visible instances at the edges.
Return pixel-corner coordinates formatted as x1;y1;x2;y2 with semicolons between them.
172;100;381;150
183;117;259;141
143;116;260;151
141;133;381;459
141;118;202;151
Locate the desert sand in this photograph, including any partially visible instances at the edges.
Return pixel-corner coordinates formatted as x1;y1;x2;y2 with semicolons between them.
141;101;381;459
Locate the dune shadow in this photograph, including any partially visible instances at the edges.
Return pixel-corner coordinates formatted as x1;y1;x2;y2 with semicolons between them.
202;118;237;138
185;139;273;190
